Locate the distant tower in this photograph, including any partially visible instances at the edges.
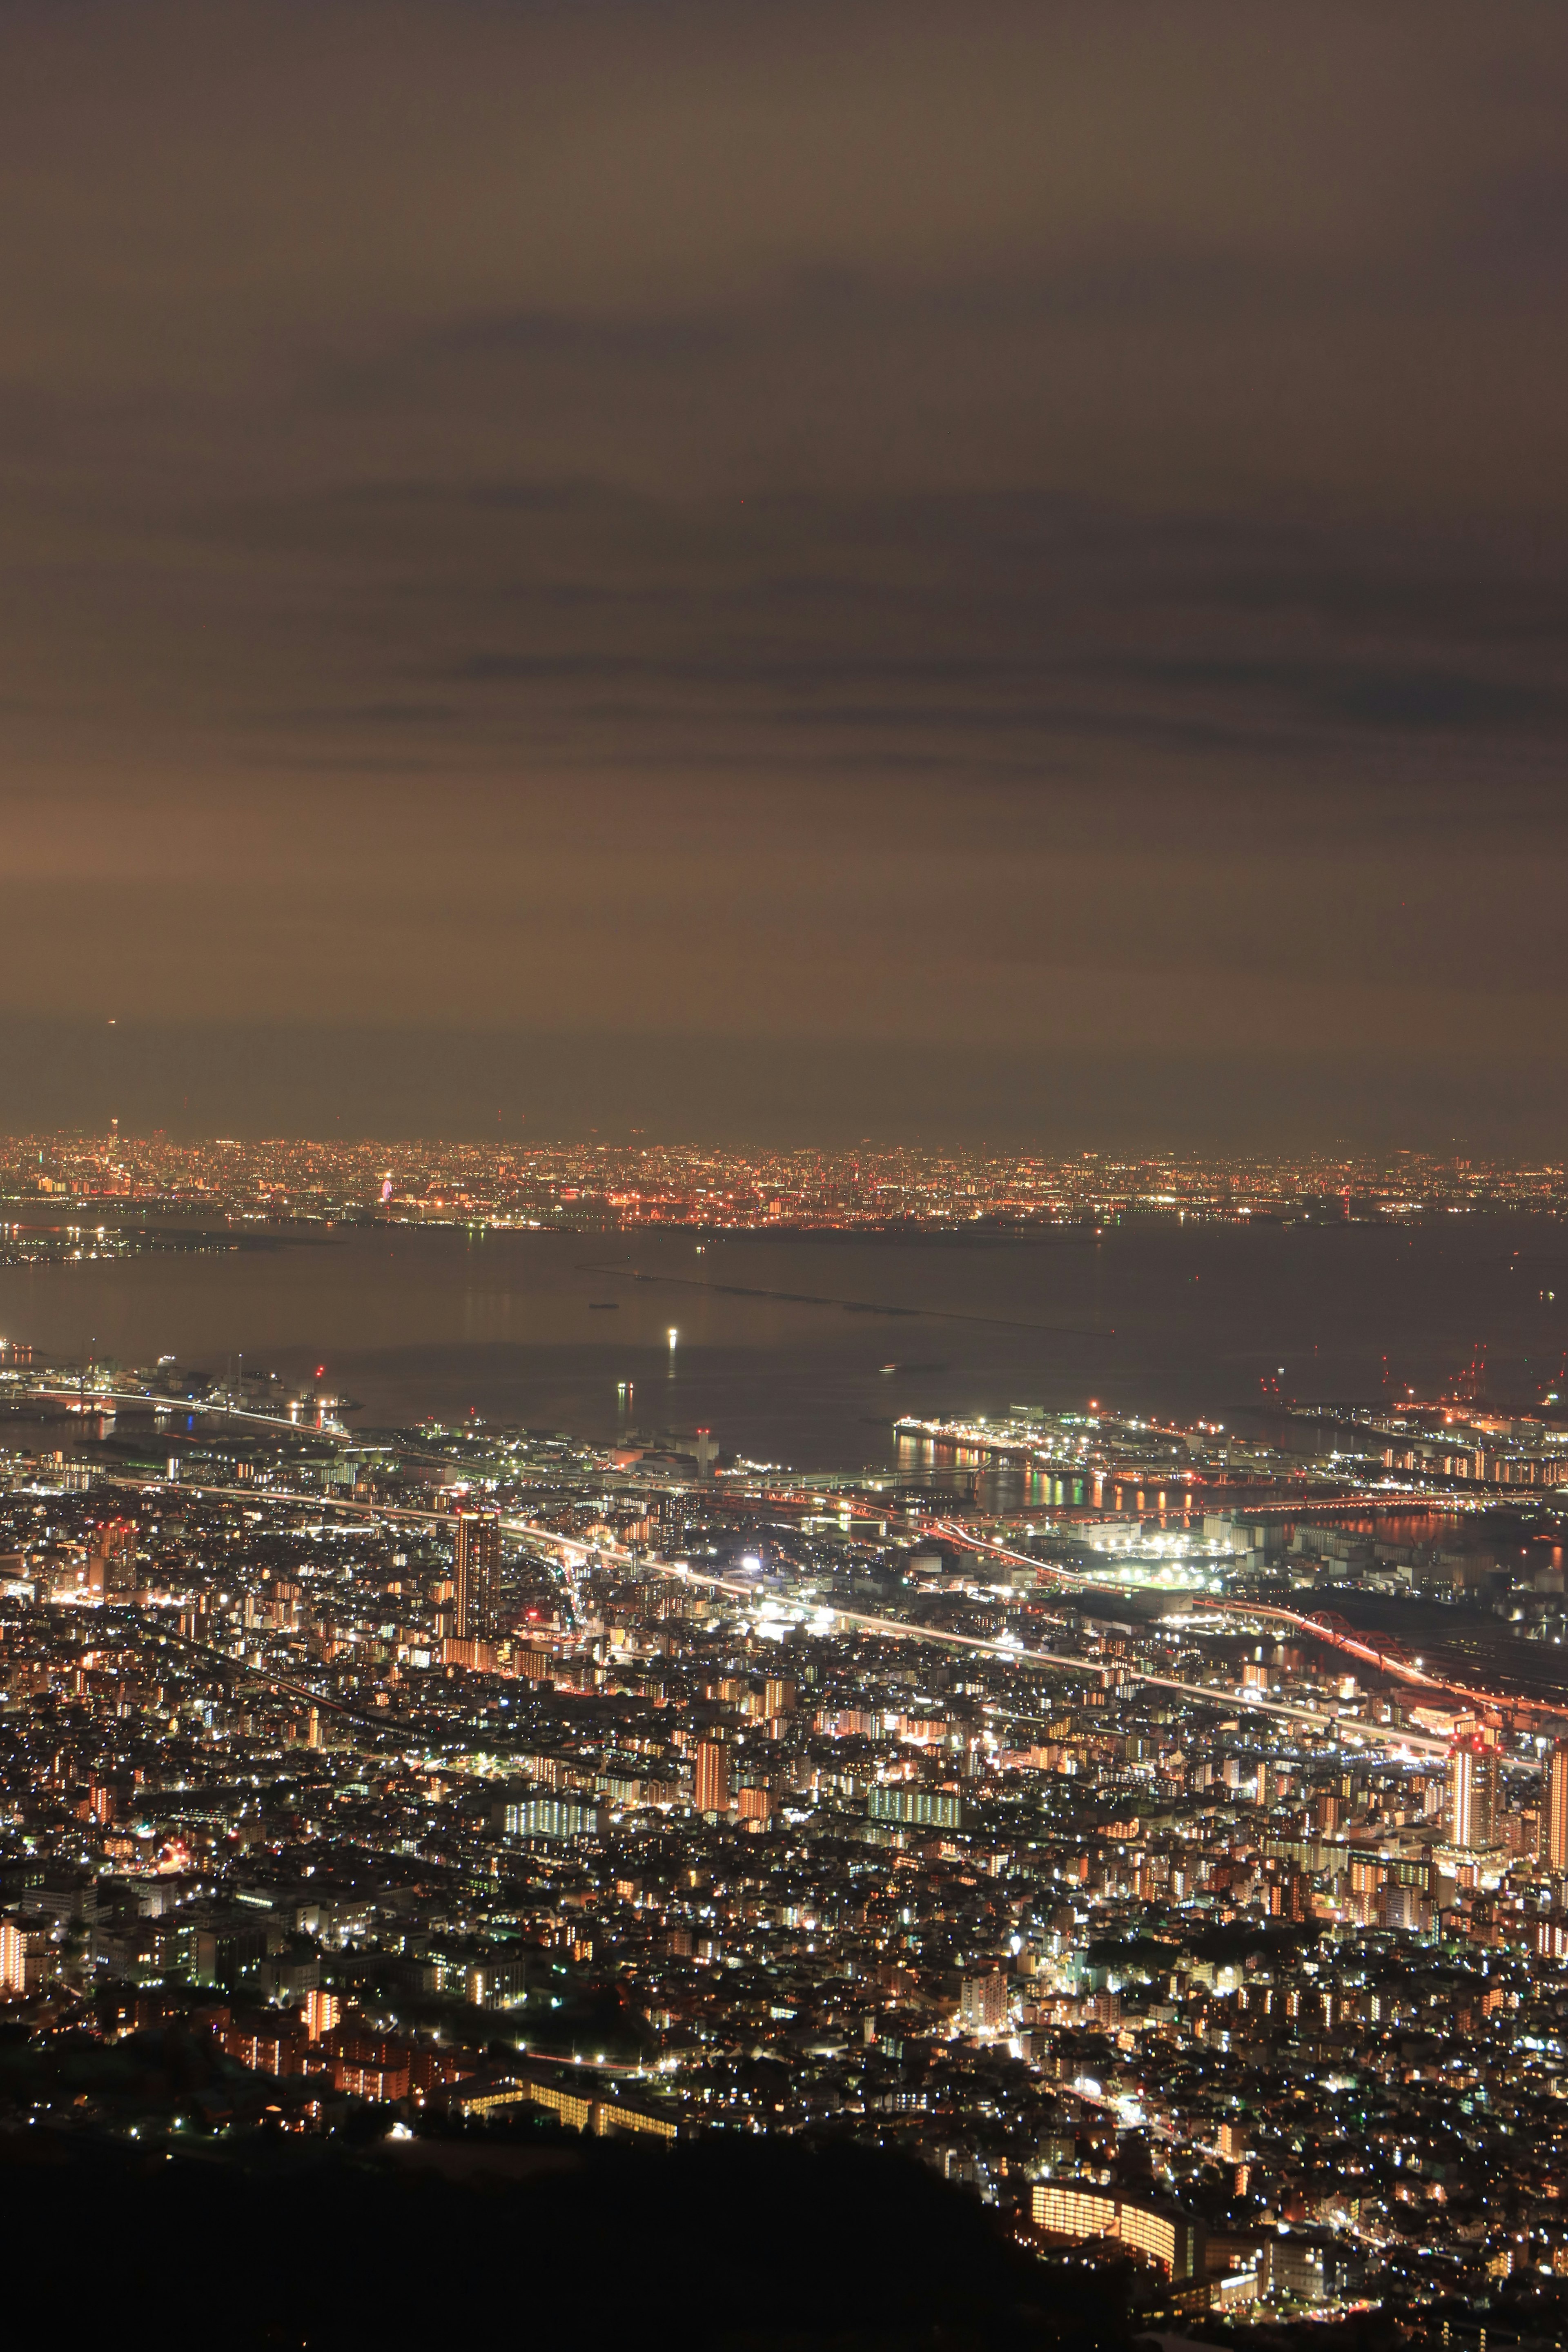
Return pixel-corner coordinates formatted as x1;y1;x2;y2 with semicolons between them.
690;1430;719;1479
1546;1740;1568;1871
1450;1734;1499;1852
454;1509;501;1641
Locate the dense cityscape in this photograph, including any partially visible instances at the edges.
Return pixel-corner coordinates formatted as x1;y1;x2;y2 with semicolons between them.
11;0;1564;2339
0;1349;1565;2344
4;1134;1568;1233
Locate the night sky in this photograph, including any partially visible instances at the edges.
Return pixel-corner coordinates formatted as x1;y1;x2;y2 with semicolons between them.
3;3;1565;1145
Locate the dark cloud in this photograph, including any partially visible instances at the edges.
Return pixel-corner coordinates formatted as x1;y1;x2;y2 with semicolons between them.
0;0;1563;1137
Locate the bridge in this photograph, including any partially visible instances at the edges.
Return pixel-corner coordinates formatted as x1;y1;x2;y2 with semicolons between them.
13;1380;350;1439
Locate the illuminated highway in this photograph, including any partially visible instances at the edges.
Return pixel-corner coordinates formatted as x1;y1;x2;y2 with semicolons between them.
1187;1594;1560;1725
87;1445;1553;1725
515;1510;1459;1760
924;1518;1567;1733
638;1559;1457;1760
89;1472;1545;1759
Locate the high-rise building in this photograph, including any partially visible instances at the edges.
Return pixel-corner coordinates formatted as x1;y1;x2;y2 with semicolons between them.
88;1519;136;1598
1450;1735;1499;1851
454;1509;501;1641
1268;1869;1311;1923
1546;1740;1568;1871
959;1972;1008;2032
693;1741;731;1815
1379;1880;1429;1934
304;1988;341;2041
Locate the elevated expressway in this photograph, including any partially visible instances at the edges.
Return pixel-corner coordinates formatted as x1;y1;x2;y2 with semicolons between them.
61;1410;1554;1728
34;1386;1555;1730
86;1474;1479;1762
921;1519;1563;1735
507;1517;1457;1761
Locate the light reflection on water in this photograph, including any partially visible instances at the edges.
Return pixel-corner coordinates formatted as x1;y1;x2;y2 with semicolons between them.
0;1213;1559;1475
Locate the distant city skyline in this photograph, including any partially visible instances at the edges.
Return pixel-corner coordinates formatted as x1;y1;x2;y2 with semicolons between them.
4;1129;1568;1231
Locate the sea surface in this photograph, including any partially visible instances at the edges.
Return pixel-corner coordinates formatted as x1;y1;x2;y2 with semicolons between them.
0;1216;1564;1474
